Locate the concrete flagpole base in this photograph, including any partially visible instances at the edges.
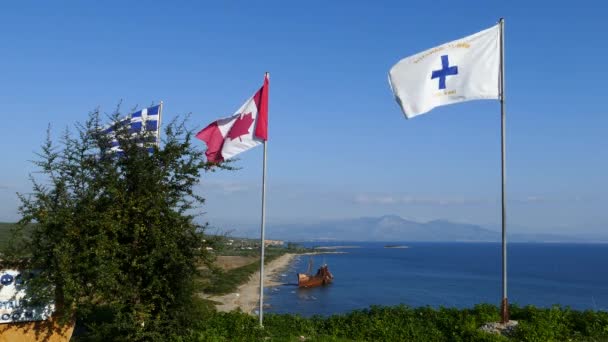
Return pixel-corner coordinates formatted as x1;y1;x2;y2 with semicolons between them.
480;320;519;337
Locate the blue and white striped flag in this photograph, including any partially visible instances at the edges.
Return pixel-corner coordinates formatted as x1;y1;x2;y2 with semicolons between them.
102;104;162;153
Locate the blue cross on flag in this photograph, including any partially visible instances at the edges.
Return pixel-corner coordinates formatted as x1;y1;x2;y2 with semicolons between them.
101;104;162;154
431;55;458;90
388;24;500;119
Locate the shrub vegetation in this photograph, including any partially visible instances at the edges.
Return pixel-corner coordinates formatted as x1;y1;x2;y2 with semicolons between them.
2;107;229;341
176;303;608;342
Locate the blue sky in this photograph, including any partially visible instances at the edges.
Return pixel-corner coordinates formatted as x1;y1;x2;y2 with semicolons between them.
0;1;606;236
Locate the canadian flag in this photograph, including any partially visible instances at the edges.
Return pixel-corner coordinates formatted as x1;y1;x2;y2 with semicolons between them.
196;75;269;163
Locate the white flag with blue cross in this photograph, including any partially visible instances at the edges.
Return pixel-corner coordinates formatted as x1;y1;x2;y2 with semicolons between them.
102;104;162;153
388;24;500;119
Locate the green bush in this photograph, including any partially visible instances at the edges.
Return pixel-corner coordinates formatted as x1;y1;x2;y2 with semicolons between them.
510;305;608;342
171;304;608;342
3;109;232;341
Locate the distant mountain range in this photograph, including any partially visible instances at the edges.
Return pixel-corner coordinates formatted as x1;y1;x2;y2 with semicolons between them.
3;217;604;244
243;215;604;243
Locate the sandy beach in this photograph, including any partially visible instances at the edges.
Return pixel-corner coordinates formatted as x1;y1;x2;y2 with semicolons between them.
207;253;298;314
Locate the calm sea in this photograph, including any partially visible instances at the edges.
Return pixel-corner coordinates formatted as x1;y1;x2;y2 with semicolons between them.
264;242;608;316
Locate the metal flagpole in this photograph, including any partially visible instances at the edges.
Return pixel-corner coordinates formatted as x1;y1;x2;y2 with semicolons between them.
157;101;164;148
259;72;269;327
499;18;509;323
258;141;268;326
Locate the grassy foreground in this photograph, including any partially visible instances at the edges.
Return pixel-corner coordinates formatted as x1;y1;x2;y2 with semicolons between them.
169;302;608;342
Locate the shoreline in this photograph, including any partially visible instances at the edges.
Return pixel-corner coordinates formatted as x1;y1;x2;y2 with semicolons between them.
207;251;344;314
207;253;298;314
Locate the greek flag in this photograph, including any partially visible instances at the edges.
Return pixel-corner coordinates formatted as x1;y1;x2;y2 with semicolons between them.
102;104;162;153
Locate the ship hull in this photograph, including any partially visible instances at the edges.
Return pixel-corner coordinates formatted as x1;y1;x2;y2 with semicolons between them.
297;265;333;288
297;274;329;288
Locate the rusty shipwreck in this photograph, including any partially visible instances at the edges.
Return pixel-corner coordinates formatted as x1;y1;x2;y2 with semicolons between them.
297;258;334;288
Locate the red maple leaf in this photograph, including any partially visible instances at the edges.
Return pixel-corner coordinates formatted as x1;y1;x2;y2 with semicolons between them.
226;112;254;141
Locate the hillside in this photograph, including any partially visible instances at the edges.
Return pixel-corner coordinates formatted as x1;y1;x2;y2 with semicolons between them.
265;215;500;242
0;222;36;249
246;215;590;243
0;222;17;248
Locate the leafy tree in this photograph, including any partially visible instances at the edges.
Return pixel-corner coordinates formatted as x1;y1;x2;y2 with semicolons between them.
286;242;303;251
4;107;229;340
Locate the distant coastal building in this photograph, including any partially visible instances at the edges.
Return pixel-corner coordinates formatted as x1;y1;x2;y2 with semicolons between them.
264;239;284;247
